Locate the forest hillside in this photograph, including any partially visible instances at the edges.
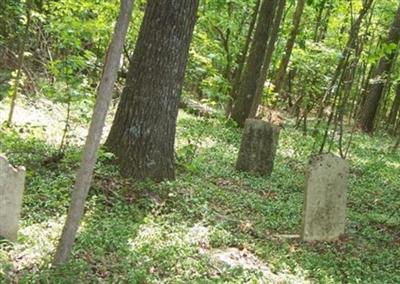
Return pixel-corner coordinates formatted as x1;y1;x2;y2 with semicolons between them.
1;0;399;283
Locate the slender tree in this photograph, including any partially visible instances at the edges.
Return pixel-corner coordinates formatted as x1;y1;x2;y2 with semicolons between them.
313;0;327;41
7;0;32;126
358;4;400;133
316;0;374;120
52;0;134;265
273;0;306;95
250;0;286;117
106;0;199;181
226;0;261;116
230;0;276;126
314;0;332;42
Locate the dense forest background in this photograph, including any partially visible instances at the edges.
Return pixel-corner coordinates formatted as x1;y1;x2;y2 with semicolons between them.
1;0;400;136
0;0;399;282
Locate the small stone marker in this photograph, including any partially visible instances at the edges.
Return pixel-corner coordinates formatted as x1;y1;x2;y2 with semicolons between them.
0;155;26;242
301;153;349;241
236;119;280;176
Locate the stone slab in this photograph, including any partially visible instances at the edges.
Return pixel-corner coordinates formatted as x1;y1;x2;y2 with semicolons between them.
0;155;26;242
301;153;349;241
236;119;280;176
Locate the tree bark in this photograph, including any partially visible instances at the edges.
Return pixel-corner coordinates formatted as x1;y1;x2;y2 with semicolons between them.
358;4;400;133
250;0;286;117
230;0;276;127
52;0;134;265
393;132;400;152
105;0;199;181
355;63;374;120
388;84;400;128
273;0;306;95
226;0;261;116
376;47;398;128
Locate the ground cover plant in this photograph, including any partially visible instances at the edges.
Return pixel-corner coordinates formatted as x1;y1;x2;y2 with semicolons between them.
0;104;399;282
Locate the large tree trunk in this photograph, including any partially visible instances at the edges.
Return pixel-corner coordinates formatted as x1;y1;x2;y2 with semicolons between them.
273;0;306;95
106;0;199;181
388;84;400;128
52;0;134;265
250;0;286;117
230;0;276;127
226;0;261;116
354;63;374;120
394;132;400;152
358;4;400;133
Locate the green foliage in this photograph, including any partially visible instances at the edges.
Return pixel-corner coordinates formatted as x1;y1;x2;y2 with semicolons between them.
2;0;399;113
0;0;26;46
1;112;399;283
185;0;257;104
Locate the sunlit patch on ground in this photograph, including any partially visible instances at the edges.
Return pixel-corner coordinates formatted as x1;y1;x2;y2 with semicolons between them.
128;220;309;283
0;216;64;278
0;98;114;146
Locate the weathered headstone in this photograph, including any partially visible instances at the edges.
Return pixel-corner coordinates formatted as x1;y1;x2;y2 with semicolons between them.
0;155;26;242
236;119;280;176
301;153;349;241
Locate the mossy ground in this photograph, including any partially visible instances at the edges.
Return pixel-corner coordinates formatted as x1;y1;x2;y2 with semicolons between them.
0;105;399;283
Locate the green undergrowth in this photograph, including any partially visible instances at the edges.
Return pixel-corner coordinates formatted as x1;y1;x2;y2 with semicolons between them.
0;111;399;283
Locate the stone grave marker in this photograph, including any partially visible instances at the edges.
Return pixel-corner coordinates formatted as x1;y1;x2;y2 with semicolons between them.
301;153;349;241
236;119;280;176
0;155;26;242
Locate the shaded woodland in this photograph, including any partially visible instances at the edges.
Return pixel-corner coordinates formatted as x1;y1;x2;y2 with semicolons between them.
0;0;399;282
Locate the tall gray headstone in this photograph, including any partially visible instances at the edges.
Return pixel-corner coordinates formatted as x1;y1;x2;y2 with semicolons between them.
302;153;349;241
236;119;280;176
0;155;26;242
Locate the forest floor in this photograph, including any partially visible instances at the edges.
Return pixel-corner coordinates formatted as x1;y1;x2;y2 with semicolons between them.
0;98;399;283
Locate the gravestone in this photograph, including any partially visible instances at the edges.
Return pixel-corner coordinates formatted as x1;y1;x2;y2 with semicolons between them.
0;155;26;242
301;153;349;241
236;119;280;176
